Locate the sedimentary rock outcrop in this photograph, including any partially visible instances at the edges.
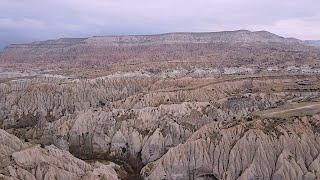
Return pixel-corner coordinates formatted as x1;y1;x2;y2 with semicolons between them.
141;115;320;179
0;129;120;180
1;30;320;180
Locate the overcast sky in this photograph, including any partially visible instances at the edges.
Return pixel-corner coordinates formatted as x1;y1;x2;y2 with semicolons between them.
1;0;320;48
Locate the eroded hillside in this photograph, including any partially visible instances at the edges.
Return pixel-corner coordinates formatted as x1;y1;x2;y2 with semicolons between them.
1;31;320;180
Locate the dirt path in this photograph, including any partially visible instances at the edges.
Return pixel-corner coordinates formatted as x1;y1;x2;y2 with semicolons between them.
262;103;320;117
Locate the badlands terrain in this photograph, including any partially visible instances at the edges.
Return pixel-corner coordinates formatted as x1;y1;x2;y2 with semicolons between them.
1;30;320;180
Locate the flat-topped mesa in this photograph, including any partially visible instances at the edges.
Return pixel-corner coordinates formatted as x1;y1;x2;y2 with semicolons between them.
4;30;300;48
72;30;302;46
0;30;315;67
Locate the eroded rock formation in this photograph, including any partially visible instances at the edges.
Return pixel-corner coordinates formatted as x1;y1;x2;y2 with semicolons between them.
0;129;120;180
1;30;320;180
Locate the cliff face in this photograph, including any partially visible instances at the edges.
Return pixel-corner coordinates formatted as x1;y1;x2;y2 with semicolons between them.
83;30;301;46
